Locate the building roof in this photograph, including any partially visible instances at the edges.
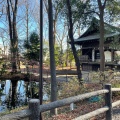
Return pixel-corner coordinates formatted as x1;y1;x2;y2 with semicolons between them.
75;32;119;42
74;17;120;44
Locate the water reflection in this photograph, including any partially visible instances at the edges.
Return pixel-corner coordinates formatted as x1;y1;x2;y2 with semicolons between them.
0;80;10;112
0;80;49;113
0;80;26;112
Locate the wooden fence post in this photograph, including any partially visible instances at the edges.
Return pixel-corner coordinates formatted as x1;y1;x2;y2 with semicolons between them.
105;84;112;120
29;99;40;120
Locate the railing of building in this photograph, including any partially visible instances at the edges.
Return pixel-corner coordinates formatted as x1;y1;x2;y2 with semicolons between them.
0;84;120;120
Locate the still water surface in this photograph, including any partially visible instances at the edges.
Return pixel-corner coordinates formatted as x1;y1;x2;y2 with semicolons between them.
0;80;49;113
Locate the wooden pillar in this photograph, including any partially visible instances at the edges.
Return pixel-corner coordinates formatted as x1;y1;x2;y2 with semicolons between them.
111;49;114;62
105;84;112;120
92;48;95;62
29;99;40;120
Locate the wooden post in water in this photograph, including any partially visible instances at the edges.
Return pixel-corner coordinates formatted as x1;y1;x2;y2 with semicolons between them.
29;99;40;120
105;84;112;120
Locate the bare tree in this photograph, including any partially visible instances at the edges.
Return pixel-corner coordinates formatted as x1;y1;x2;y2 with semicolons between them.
6;0;19;72
43;0;63;45
0;0;5;18
56;23;68;68
48;0;57;115
66;0;82;84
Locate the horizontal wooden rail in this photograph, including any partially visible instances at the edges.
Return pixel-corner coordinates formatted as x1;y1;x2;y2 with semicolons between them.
39;89;108;112
74;106;109;120
112;88;120;92
0;89;108;120
2;84;120;120
112;100;120;108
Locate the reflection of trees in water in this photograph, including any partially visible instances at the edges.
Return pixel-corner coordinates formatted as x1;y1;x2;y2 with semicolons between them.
0;83;4;106
3;81;14;109
0;80;46;111
26;81;39;99
5;80;38;109
24;81;29;104
6;83;12;109
11;80;17;108
2;80;27;110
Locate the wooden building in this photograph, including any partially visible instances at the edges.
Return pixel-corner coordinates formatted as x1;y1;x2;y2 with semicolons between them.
73;18;120;71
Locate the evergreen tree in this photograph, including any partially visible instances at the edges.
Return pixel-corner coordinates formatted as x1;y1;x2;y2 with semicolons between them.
24;32;39;61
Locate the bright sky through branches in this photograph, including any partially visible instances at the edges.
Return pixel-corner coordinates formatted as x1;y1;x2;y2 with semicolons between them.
81;0;87;3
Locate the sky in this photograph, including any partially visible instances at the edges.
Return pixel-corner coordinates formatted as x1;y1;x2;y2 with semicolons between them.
0;0;39;46
0;0;119;51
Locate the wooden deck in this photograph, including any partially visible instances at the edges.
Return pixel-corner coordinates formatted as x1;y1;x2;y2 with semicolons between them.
80;59;120;71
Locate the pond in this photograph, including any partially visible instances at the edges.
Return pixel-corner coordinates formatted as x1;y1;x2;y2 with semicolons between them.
0;80;49;113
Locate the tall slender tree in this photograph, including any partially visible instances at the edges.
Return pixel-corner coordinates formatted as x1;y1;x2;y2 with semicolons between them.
48;0;57;115
97;0;107;71
90;0;120;71
39;0;43;119
43;0;60;45
6;0;19;72
66;0;82;84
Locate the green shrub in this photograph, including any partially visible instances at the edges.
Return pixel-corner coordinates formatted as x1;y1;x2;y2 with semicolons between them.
111;80;120;98
58;78;85;99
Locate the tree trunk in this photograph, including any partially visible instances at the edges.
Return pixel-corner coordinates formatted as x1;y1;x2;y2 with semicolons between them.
39;0;43;119
7;0;19;73
53;19;56;45
66;0;82;84
97;0;106;71
11;80;18;108
99;13;105;71
48;0;57;115
26;2;29;74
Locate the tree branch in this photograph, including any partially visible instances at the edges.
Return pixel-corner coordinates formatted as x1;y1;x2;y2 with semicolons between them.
9;0;14;12
103;0;107;9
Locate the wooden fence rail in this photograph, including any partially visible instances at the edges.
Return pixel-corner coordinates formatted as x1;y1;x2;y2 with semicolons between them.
1;84;120;120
